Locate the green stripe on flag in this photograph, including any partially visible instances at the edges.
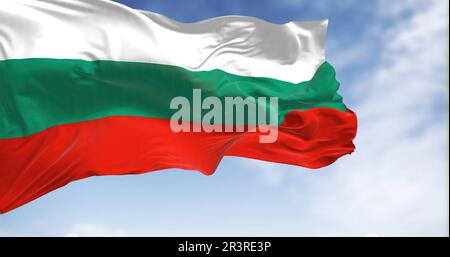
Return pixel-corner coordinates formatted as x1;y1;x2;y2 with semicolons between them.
0;58;345;139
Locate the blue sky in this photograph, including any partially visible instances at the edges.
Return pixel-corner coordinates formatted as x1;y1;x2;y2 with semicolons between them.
0;0;448;236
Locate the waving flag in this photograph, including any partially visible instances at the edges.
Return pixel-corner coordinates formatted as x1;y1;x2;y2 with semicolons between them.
0;0;357;213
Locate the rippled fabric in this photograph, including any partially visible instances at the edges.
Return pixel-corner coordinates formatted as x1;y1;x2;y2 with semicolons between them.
0;0;327;83
0;59;345;139
0;0;357;213
0;108;357;213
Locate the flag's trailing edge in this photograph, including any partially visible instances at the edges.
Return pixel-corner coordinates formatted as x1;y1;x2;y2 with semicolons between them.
0;0;357;213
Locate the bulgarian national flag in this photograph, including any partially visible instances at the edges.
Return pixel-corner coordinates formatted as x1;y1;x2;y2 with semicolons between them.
0;0;357;213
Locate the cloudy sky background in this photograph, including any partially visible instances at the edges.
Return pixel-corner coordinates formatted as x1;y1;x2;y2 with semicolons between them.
0;0;448;236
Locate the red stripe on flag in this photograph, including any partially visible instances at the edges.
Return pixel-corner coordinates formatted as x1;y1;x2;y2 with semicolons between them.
0;108;356;213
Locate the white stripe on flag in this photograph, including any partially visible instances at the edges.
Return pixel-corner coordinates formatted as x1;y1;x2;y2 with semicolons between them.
0;0;328;83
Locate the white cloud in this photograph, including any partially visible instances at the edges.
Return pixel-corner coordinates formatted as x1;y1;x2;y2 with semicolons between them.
65;223;127;237
238;158;287;187
240;0;449;236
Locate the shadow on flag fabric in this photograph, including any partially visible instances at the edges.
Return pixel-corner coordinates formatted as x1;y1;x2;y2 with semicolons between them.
0;0;357;213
